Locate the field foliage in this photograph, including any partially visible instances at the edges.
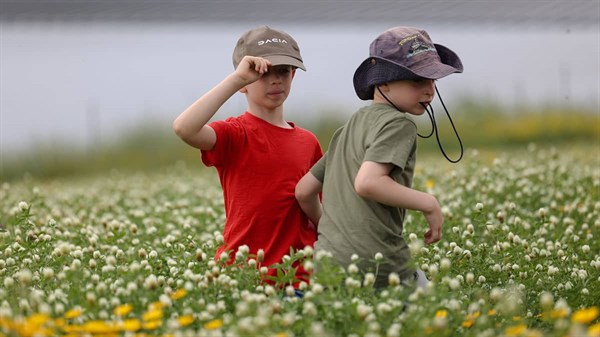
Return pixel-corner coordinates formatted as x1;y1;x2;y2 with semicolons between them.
0;141;599;336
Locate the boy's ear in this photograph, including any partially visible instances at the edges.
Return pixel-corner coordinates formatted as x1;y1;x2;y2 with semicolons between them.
292;68;297;79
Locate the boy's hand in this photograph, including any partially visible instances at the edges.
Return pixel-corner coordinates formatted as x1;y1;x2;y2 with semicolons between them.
423;198;443;244
235;56;271;85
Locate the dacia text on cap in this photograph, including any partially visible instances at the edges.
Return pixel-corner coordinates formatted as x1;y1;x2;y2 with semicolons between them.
257;38;288;46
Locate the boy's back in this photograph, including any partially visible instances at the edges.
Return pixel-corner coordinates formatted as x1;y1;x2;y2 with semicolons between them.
311;103;417;287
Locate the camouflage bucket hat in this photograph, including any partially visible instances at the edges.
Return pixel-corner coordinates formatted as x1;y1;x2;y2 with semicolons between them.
353;26;463;100
233;25;306;71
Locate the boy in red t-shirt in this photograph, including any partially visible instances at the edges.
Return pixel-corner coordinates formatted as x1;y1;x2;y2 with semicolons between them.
173;26;323;286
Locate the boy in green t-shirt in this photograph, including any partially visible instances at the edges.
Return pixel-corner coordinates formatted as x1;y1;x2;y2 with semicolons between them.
295;26;463;289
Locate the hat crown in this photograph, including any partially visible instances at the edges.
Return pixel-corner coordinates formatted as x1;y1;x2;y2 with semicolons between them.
370;27;441;71
232;25;305;70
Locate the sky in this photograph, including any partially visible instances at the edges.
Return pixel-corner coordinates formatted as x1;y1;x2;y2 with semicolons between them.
1;21;599;154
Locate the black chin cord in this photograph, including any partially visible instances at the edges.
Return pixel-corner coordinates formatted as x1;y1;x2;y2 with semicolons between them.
377;86;464;163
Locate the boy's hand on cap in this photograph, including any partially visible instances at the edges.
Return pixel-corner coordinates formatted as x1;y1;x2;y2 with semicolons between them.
235;56;272;85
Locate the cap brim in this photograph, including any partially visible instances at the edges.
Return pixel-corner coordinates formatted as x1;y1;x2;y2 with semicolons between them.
264;55;306;71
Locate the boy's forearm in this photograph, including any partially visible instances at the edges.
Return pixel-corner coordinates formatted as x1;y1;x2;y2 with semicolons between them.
295;172;323;226
173;73;246;139
299;196;322;227
356;172;439;214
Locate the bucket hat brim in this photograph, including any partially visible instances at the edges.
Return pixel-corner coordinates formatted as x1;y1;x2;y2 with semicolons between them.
353;43;463;100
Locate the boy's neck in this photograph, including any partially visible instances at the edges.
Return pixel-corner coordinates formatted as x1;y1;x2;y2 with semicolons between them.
248;106;292;129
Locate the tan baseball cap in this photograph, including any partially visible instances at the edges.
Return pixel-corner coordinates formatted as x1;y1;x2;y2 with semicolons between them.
232;25;306;71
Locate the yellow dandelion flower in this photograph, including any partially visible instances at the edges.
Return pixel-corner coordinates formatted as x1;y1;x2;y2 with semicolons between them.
113;303;133;317
82;320;117;334
512;315;522;321
588;323;600;337
149;301;164;311
435;310;448;318
142;320;162;330
524;328;543;337
64;308;82;319
572;306;599;324
170;288;187;300
26;313;50;326
177;315;194;327
142;309;163;322
204;319;224;330
488;309;497;316
505;324;527;336
461;320;474;328
550;308;568;319
426;179;435;189
121;319;141;332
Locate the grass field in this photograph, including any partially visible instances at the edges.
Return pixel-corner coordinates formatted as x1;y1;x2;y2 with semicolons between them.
1;141;598;336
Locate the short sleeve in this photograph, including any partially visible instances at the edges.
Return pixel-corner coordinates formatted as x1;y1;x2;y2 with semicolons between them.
201;118;245;167
310;155;327;183
363;118;416;170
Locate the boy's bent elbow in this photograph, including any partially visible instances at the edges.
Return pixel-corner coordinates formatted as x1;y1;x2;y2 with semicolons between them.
354;177;374;198
172;119;187;139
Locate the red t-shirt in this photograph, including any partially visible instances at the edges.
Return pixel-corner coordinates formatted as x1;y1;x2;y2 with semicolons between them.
201;112;323;283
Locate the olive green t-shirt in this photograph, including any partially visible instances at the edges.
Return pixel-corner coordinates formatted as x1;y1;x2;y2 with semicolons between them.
312;103;417;288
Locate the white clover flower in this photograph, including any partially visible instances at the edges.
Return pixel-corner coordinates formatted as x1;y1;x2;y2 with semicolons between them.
42;267;54;279
388;273;400;287
285;285;295;297
363;273;375;287
302;301;317;316
259;266;268;275
351;254;359;262
16;269;32;285
144;274;158;290
448;278;460;290
345;277;360;288
18;201;29;212
490;287;503;302
304;260;314;272
303;246;314;257
374;252;383;262
539;291;554;309
478;275;486;283
428;264;439;276
3;277;14;288
257;249;265;263
582;245;590;253
312;283;324;294
219;251;229;263
237;245;249;255
465;272;474;284
440;258;451;271
356;303;373;320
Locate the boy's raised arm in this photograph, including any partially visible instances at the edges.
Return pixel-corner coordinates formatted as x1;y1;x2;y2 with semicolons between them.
172;56;271;150
354;161;443;244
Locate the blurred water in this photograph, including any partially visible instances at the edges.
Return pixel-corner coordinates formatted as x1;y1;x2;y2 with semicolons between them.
1;22;598;154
